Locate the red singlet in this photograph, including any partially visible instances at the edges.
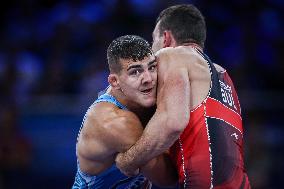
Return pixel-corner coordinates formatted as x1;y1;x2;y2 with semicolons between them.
169;50;250;189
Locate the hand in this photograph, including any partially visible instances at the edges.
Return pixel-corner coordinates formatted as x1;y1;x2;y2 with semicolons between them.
115;152;140;177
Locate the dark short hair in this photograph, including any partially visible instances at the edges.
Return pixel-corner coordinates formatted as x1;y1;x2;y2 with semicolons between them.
156;4;206;48
107;35;153;73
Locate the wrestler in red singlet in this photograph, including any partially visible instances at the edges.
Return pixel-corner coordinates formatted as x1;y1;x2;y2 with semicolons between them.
115;5;251;189
169;50;250;189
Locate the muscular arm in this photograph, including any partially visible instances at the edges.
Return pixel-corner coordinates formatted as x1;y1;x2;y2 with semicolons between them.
116;50;190;176
77;104;177;185
77;107;144;164
76;107;140;175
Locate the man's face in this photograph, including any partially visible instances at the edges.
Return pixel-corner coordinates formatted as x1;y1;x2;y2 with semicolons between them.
117;54;157;108
152;22;164;53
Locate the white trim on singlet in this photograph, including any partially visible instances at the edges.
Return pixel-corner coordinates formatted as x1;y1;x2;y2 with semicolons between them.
178;138;187;188
178;48;214;187
207;97;242;120
190;102;204;112
234;88;242;115
205;115;243;136
191;49;242;120
203;101;214;189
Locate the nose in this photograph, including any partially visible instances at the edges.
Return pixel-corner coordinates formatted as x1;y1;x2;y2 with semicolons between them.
141;70;153;84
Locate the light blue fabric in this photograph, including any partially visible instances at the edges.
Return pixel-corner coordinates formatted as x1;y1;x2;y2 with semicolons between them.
72;163;150;189
96;93;127;110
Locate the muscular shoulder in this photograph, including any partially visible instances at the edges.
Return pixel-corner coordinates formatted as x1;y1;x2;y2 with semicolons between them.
156;47;208;78
78;102;143;155
156;46;199;58
156;47;204;67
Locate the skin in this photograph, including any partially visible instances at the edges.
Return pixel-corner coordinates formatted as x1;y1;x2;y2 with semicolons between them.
115;21;227;176
76;54;177;186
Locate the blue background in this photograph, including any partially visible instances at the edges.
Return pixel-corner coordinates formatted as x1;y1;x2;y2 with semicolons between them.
0;0;283;188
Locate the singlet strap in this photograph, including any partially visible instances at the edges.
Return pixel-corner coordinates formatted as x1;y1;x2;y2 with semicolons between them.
193;48;222;100
95;93;127;110
194;48;216;74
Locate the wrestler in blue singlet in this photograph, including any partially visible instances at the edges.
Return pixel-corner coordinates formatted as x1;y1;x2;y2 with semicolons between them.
72;93;152;189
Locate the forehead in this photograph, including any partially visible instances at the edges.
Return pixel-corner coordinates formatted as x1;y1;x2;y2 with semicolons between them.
120;54;155;69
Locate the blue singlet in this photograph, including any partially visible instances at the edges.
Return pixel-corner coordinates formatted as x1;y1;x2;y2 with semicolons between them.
72;93;153;189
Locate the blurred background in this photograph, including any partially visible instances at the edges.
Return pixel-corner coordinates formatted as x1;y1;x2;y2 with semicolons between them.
0;0;283;188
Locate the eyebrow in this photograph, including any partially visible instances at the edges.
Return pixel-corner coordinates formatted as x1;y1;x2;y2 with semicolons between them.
126;59;156;71
127;64;142;71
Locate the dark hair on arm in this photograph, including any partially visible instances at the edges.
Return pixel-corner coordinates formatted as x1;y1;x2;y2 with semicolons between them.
107;35;153;73
156;4;206;49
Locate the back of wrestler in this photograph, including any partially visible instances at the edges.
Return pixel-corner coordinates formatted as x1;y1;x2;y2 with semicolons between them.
160;46;250;188
150;4;251;188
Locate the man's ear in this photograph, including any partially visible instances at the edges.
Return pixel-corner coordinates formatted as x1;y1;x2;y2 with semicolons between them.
108;74;120;90
163;30;176;47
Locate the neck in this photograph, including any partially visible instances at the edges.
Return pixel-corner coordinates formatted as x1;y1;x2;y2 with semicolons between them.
109;88;140;111
109;88;128;107
180;43;203;52
109;88;155;126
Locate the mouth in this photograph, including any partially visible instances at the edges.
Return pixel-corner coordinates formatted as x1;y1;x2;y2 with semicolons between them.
141;88;153;95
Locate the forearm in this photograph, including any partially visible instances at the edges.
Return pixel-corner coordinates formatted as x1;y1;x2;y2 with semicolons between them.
122;111;182;170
